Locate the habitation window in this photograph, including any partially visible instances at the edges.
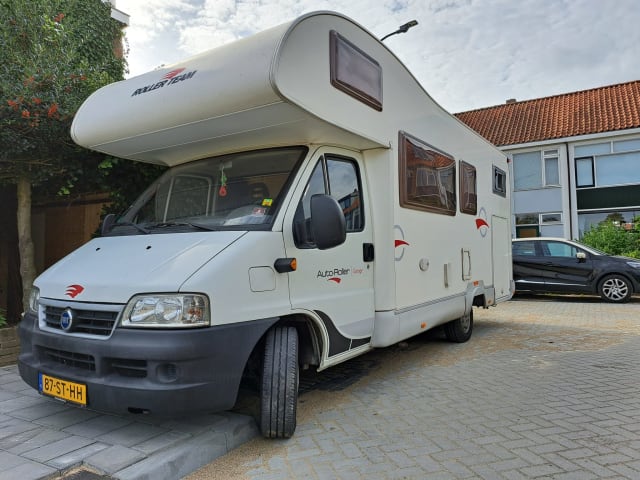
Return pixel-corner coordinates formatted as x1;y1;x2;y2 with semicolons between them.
399;131;456;215
459;160;477;215
493;165;506;197
513;149;559;190
330;30;382;111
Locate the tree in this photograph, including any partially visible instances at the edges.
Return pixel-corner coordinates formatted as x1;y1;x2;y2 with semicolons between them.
0;0;126;312
581;218;640;259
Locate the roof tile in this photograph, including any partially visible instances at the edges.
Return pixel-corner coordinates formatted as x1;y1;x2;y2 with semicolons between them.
455;80;640;146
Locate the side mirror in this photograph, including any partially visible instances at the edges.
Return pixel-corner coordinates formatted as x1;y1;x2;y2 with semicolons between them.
576;251;587;262
101;213;116;236
310;194;346;250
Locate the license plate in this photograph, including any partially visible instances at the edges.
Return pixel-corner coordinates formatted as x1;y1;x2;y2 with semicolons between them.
39;373;87;406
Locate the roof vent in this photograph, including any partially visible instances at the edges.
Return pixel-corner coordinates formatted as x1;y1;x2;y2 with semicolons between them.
505;98;517;104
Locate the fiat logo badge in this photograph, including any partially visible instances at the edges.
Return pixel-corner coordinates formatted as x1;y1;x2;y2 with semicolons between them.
60;308;74;332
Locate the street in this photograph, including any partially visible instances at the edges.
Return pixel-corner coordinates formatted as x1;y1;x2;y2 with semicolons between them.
188;295;640;479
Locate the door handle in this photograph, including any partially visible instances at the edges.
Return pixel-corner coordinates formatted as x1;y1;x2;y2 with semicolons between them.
363;243;374;262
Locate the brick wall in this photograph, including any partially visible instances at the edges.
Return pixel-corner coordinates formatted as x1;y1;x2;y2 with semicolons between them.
0;326;19;367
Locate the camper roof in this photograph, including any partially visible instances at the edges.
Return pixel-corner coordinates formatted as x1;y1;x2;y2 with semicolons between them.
72;11;483;167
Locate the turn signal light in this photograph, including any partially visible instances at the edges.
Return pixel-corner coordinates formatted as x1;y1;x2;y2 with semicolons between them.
274;258;297;273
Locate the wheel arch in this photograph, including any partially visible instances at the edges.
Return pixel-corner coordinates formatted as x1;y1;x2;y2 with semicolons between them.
595;271;636;293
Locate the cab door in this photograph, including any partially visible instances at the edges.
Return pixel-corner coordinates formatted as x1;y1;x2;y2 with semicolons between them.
283;148;375;361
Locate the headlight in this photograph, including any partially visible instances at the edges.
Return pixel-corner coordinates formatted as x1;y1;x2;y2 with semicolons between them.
28;287;40;314
121;294;210;328
627;261;640;269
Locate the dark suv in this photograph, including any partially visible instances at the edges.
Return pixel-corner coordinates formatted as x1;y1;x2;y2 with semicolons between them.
512;237;640;303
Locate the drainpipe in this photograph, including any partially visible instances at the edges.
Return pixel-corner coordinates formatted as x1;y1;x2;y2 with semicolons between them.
565;142;573;239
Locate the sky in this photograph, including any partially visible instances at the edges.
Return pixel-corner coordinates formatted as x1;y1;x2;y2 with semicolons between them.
114;0;639;113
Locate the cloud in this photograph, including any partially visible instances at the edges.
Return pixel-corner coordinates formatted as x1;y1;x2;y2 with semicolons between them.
117;0;640;112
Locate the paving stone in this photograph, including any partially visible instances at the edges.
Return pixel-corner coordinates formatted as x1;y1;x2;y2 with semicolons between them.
22;435;95;463
84;444;146;474
46;442;111;470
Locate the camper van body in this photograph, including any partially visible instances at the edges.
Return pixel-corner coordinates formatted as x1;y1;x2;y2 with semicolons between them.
19;11;513;437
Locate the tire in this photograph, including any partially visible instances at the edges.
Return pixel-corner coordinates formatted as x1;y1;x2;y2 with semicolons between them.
260;326;299;438
598;274;632;303
443;309;473;343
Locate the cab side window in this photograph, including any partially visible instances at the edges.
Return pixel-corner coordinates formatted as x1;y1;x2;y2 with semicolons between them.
293;155;363;248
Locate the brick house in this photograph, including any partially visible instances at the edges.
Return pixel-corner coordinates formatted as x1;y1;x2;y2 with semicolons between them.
456;80;640;239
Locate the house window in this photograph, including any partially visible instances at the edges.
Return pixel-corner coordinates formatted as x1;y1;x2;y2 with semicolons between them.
575;139;640;188
515;213;538;225
543;150;560;185
513;149;559;190
540;212;562;224
576;157;595;187
399;131;456;215
459;160;477;215
493;165;506;197
330;30;382;111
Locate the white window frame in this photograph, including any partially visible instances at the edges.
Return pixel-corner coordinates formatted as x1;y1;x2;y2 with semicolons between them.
512;149;560;191
540;212;562;224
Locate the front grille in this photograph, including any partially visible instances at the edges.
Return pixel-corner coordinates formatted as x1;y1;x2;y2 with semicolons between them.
45;306;118;336
42;347;96;371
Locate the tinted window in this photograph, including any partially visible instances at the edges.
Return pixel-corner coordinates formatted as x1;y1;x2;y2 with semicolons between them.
399;131;456;215
513;241;536;256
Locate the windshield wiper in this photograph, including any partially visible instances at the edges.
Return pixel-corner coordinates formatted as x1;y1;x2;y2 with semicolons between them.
110;221;150;234
148;221;218;231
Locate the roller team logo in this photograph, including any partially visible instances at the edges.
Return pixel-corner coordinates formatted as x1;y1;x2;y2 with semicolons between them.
131;68;197;97
394;225;409;261
65;284;84;298
475;207;490;237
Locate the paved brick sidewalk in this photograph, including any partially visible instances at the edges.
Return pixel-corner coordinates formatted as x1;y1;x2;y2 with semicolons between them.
188;296;640;479
0;364;257;480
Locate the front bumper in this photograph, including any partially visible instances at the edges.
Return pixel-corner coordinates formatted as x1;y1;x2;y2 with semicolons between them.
18;312;277;415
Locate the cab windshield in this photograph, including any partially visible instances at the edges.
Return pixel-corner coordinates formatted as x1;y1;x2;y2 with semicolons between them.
109;147;307;235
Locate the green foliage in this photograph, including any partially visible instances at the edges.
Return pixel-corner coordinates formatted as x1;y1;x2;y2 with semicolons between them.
0;308;6;328
0;0;126;186
96;157;166;216
581;219;640;259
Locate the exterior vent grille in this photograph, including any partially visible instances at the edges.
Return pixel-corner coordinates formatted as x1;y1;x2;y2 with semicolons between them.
108;358;148;378
44;306;118;336
42;348;96;371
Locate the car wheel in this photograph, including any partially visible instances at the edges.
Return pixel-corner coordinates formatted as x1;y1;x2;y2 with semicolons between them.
444;309;473;343
598;274;632;303
260;326;299;438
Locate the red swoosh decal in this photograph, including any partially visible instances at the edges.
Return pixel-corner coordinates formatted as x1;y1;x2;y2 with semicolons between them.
328;277;341;284
475;219;489;229
65;284;84;298
395;240;409;247
163;68;185;79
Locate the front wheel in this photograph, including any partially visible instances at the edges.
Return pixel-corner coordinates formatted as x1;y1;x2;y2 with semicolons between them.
260;326;299;438
444;309;473;343
598;274;632;303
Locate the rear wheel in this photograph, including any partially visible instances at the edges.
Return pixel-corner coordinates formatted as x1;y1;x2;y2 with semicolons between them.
444;310;473;343
598;274;632;303
260;326;299;438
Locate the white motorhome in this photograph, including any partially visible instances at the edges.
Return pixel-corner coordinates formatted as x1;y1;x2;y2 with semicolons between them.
19;11;514;438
